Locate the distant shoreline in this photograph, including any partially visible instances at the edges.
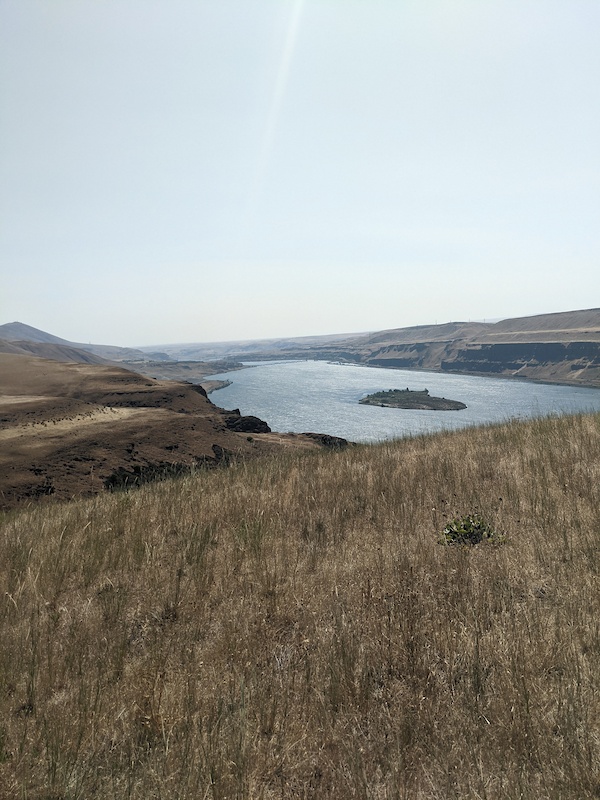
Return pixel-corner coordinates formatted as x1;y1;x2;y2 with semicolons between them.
325;359;600;391
199;356;600;394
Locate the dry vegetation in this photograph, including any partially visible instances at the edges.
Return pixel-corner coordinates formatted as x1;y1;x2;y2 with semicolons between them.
1;413;599;798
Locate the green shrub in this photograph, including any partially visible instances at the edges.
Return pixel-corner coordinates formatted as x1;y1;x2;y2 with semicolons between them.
441;513;500;545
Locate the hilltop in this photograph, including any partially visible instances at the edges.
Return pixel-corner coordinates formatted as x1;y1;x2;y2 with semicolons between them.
0;321;171;363
340;308;600;385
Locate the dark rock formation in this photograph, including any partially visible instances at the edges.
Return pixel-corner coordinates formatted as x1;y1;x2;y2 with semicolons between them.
441;341;600;374
302;432;350;449
224;413;271;433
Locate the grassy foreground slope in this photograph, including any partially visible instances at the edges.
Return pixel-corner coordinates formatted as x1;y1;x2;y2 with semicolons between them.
1;414;599;798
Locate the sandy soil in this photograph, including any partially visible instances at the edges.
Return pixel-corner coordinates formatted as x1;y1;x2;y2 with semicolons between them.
0;407;137;444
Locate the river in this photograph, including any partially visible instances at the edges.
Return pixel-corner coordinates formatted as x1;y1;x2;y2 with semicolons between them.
207;360;600;442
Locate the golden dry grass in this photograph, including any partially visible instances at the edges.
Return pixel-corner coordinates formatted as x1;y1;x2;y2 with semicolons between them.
1;412;599;798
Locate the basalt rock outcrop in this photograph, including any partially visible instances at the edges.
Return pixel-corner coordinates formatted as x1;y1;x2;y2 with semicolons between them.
302;432;350;449
440;341;600;383
224;411;272;434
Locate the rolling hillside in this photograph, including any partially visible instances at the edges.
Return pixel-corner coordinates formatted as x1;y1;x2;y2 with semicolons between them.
0;353;338;510
0;321;169;362
0;338;112;365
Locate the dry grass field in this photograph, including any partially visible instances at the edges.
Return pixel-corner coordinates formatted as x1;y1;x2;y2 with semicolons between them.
1;412;599;798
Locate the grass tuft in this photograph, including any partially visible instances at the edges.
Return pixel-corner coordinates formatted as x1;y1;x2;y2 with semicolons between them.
441;512;501;545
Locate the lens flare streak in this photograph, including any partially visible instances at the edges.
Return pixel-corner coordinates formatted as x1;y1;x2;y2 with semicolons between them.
243;0;305;233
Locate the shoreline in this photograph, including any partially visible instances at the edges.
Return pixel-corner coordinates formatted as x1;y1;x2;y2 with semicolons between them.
327;359;600;391
194;356;600;392
202;379;232;394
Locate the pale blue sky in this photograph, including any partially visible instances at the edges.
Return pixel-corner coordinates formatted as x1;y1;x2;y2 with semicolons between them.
1;0;599;346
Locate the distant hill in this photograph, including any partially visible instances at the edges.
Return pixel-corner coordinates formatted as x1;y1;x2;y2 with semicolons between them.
0;322;171;362
3;309;600;386
163;308;600;388
0;338;112;365
349;309;600;386
0;321;76;345
144;331;366;361
343;321;491;347
475;308;600;343
492;308;600;334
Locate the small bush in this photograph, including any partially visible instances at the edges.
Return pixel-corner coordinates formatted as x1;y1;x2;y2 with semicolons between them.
441;513;499;545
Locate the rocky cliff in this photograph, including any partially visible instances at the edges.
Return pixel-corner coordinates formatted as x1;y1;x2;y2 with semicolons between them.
230;309;600;387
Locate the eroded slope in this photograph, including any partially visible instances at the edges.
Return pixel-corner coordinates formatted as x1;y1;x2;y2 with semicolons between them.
0;354;326;509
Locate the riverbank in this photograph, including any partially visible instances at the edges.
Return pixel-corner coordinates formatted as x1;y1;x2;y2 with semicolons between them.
357;359;600;391
202;378;232;394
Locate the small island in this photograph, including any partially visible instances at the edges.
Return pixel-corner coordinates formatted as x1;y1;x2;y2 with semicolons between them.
359;388;467;411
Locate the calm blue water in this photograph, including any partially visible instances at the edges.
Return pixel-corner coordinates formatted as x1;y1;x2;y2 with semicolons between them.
208;360;600;443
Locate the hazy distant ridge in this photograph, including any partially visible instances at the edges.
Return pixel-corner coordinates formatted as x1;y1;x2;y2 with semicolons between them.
139;308;600;388
2;308;600;387
0;321;170;363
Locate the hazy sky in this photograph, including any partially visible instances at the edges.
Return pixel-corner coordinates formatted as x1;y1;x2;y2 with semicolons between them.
1;0;599;346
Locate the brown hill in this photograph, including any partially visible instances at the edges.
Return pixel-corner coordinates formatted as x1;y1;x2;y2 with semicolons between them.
345;321;491;347
356;311;600;386
4;308;600;390
0;338;112;365
492;308;600;334
0;321;162;362
236;309;600;387
0;354;338;510
475;308;600;343
345;309;600;352
0;321;74;345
